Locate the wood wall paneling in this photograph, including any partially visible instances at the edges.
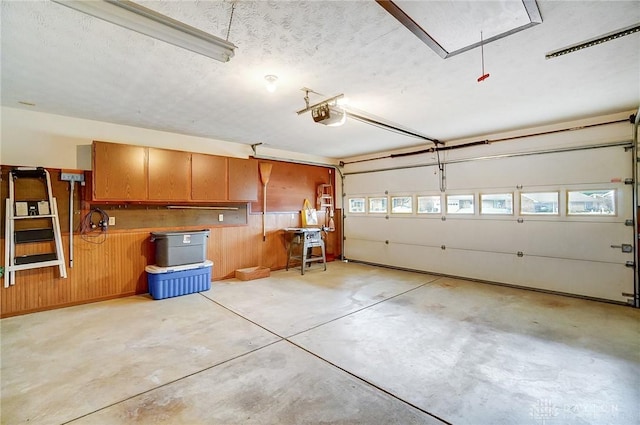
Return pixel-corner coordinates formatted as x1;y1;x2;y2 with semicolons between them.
93;141;147;200
1;232;149;317
252;159;334;213
148;148;191;201
0;210;342;317
191;153;228;201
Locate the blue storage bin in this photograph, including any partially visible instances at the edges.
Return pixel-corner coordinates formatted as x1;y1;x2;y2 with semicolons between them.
145;260;213;300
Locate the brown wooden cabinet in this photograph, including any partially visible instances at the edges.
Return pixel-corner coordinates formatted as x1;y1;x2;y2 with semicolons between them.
191;153;228;201
93;141;147;200
93;141;258;203
148;148;191;201
228;158;258;201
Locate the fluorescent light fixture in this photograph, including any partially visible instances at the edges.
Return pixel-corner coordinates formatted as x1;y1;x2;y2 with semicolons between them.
51;0;237;62
546;23;640;59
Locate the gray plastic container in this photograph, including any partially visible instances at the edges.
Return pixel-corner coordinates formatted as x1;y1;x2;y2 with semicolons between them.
150;230;210;267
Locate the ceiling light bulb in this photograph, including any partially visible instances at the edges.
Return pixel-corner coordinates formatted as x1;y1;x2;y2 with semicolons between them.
265;75;278;93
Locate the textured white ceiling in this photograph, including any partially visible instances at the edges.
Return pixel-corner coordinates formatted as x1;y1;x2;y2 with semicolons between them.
1;1;639;160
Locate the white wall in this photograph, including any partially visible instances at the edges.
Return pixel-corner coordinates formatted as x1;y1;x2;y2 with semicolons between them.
0;107;336;170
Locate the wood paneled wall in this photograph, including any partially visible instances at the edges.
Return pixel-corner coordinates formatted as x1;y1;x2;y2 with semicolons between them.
1;161;341;318
251;159;335;213
0;211;341;317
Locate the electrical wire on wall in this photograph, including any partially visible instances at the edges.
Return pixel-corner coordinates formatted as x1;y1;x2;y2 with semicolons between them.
80;208;109;244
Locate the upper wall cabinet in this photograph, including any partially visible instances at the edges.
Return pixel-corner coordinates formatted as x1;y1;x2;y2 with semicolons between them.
92;141;257;203
228;158;258;201
93;141;147;200
191;153;228;201
148;148;191;201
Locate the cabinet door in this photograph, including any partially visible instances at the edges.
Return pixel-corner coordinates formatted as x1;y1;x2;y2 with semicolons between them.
148;148;191;201
191;153;228;201
228;158;258;201
93;141;147;200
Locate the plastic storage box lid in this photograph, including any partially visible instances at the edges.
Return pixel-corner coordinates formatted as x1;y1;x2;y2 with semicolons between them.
150;229;210;241
145;260;213;274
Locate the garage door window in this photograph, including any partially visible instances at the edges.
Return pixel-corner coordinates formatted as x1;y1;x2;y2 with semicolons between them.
520;192;559;215
480;193;513;215
348;197;366;213
567;189;616;216
369;197;388;214
446;194;475;214
391;196;413;214
417;195;441;214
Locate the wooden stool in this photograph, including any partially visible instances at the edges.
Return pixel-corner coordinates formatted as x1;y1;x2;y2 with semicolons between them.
285;228;326;275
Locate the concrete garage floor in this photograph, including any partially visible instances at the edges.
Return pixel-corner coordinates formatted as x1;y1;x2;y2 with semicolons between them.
1;262;639;425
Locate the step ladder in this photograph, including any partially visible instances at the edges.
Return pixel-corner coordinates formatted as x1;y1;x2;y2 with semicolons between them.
317;184;334;210
4;167;67;288
317;183;335;230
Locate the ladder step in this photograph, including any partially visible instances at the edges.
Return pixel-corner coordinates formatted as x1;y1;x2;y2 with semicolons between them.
15;228;55;244
15;253;58;265
8;260;64;273
12;214;56;220
11;167;46;179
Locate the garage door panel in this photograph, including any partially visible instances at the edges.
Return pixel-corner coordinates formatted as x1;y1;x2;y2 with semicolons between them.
512;256;633;302
446;148;631;189
344;216;392;241
345;239;391;266
517;221;632;262
438;219;522;253
346;243;632;303
346;168;440;194
385;217;444;247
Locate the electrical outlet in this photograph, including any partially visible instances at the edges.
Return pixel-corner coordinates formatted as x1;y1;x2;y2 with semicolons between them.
218;214;224;222
108;216;116;226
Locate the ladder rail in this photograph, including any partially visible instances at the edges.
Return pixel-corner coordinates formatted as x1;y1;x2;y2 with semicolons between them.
51;198;67;278
4;199;12;288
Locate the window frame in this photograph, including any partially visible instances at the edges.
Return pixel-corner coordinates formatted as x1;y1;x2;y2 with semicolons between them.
368;196;389;214
416;195;442;215
390;195;414;214
446;194;475;215
347;197;366;214
480;192;514;216
566;189;617;216
519;191;560;216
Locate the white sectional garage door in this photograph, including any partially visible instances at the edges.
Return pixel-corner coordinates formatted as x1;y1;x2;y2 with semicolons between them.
343;144;635;303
